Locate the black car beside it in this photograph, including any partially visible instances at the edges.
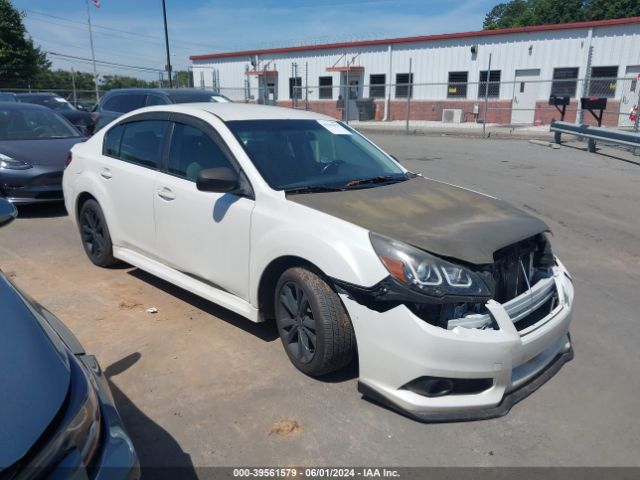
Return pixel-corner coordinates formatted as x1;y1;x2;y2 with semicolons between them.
16;92;95;135
92;88;231;132
0;102;85;204
0;199;139;479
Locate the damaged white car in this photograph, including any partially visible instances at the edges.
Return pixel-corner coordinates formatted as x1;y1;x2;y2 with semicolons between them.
63;103;574;421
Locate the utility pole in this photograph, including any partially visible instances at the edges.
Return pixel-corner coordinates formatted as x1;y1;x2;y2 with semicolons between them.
162;0;173;88
71;67;77;106
84;0;100;102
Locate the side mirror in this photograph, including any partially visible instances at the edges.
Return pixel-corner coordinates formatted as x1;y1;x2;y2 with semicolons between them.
0;198;17;228
196;167;239;193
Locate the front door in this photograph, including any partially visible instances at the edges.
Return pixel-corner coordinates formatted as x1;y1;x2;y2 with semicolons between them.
511;69;541;124
153;114;254;300
618;66;640;128
340;71;362;121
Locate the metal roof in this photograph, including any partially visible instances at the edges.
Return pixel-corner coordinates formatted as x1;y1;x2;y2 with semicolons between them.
190;16;640;61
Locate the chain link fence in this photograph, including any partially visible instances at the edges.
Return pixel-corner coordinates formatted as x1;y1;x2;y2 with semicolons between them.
2;76;638;132
212;76;639;132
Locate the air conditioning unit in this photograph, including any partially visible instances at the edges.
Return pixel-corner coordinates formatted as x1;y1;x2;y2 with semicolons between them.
442;109;463;123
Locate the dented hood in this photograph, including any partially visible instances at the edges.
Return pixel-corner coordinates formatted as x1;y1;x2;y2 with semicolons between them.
289;176;549;265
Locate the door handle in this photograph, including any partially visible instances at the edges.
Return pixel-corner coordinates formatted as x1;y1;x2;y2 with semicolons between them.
157;187;176;201
100;168;112;179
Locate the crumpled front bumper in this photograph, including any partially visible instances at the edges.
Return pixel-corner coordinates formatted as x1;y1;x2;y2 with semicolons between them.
342;261;574;422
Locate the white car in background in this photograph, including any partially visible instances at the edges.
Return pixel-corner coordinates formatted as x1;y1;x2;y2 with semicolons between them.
62;103;574;421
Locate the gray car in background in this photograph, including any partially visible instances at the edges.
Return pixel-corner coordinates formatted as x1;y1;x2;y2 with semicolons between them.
0;102;84;204
92;88;231;132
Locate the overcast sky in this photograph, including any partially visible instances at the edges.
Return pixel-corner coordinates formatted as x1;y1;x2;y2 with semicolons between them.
14;0;497;80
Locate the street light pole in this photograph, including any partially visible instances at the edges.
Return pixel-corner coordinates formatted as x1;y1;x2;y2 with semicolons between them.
161;0;173;88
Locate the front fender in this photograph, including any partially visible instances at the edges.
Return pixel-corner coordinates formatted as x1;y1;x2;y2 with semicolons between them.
249;197;388;306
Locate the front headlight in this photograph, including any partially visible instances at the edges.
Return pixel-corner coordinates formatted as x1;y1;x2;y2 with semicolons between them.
369;232;491;298
0;153;32;170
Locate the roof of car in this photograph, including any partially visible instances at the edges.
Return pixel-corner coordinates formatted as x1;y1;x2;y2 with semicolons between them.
15;92;59;98
0;101;51;111
105;88;224;96
142;102;335;122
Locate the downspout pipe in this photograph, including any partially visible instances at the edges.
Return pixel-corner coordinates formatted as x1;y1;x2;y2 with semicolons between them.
384;43;393;121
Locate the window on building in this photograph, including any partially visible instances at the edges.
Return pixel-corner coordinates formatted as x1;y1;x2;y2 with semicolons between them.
589;66;618;98
447;71;468;98
289;77;302;100
395;73;413;98
478;70;501;98
369;74;386;98
551;68;579;98
318;76;333;99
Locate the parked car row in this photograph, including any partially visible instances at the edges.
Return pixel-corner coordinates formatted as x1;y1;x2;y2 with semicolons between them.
0;88;232;206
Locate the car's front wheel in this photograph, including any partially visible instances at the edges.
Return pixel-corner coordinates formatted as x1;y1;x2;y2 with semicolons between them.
274;267;356;376
79;199;117;267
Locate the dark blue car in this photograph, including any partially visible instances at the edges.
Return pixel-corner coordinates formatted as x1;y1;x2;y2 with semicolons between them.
0;199;139;478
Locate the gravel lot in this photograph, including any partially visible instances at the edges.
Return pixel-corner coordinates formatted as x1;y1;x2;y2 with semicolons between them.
1;135;639;472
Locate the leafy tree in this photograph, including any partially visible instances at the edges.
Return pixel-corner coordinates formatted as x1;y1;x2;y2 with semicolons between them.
100;75;156;90
483;0;640;29
0;0;49;86
172;70;192;88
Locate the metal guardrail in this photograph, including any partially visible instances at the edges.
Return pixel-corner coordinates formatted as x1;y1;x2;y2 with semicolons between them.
550;120;640;152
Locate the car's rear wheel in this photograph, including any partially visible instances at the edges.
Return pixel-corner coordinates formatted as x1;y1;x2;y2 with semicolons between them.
274;267;356;376
79;199;116;267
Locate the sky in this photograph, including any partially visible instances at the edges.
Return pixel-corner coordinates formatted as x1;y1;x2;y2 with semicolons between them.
14;0;498;80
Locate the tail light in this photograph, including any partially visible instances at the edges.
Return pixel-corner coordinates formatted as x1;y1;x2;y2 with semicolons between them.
66;151;72;168
90;112;99;123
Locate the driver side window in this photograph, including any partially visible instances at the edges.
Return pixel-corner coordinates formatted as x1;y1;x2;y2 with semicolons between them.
167;123;233;181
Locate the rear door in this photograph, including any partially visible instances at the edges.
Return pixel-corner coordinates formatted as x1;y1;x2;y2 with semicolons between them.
511;69;541;124
153;113;254;300
99;113;170;257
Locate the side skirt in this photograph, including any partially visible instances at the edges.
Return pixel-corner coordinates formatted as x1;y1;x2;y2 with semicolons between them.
113;246;261;323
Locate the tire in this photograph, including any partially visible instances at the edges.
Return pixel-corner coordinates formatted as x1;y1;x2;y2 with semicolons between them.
274;267;356;376
78;199;117;267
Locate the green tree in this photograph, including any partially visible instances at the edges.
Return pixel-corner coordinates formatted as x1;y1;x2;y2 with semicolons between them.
100;75;156;90
0;0;49;87
483;0;640;29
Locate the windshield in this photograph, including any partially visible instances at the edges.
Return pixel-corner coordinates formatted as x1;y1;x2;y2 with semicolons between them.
28;96;75;111
168;92;231;104
0;94;17;102
0;108;80;140
226;119;406;191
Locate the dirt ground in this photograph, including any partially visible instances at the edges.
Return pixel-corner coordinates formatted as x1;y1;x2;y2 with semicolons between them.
1;135;639;473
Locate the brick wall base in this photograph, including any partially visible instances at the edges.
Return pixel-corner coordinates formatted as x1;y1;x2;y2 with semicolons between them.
534;99;621;127
275;98;624;126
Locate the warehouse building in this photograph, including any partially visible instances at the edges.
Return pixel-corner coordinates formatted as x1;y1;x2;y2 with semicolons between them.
190;17;640;126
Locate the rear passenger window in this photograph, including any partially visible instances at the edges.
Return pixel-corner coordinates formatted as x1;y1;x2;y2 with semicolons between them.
167;123;233;181
118;120;168;169
103;124;124;157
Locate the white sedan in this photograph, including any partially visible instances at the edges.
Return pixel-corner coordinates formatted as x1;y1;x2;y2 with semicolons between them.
63;103;574;421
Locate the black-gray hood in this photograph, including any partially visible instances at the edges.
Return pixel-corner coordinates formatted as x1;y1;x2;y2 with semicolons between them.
0;137;83;167
289;176;549;265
